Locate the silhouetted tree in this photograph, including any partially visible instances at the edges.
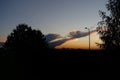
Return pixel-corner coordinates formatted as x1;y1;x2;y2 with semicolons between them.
97;0;120;50
4;24;48;51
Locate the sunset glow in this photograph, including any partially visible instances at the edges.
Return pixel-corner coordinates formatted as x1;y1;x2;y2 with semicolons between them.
56;32;102;50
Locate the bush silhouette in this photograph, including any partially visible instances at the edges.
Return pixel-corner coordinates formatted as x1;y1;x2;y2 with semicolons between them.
97;0;120;50
4;24;48;51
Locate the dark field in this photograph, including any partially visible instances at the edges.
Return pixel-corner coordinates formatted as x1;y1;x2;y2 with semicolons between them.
0;48;120;79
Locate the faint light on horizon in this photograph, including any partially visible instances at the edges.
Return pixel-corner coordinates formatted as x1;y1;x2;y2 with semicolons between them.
0;37;6;42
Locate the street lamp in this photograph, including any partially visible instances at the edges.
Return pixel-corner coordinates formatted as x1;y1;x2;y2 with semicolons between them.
85;27;90;51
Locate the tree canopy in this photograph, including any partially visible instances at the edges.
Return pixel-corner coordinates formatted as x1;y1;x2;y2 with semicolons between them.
97;0;120;50
4;24;48;51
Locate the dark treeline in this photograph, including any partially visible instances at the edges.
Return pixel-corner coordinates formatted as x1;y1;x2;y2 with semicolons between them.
1;47;120;71
1;41;120;79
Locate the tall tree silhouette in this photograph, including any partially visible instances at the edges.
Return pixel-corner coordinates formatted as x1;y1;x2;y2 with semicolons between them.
97;0;120;50
4;24;48;51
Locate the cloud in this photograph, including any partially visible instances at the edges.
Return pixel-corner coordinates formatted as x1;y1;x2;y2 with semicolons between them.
45;33;71;48
67;30;97;39
45;33;67;48
67;31;88;38
48;38;70;48
0;42;4;48
45;34;63;42
45;29;97;48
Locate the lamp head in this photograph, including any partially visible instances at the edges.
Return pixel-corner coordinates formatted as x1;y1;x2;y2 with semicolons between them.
85;27;87;29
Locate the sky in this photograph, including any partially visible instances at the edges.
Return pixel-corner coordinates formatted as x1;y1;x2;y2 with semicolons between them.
0;0;107;49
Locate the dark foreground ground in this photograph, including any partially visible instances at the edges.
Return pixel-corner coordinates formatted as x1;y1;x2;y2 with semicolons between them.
0;48;120;79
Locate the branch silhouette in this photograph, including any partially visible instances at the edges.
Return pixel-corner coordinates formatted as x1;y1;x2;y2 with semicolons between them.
97;0;120;50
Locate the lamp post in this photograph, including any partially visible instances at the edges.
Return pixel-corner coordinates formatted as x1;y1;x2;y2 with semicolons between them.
85;27;90;51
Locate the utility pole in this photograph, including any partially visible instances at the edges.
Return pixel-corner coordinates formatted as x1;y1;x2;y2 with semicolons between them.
85;27;90;51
